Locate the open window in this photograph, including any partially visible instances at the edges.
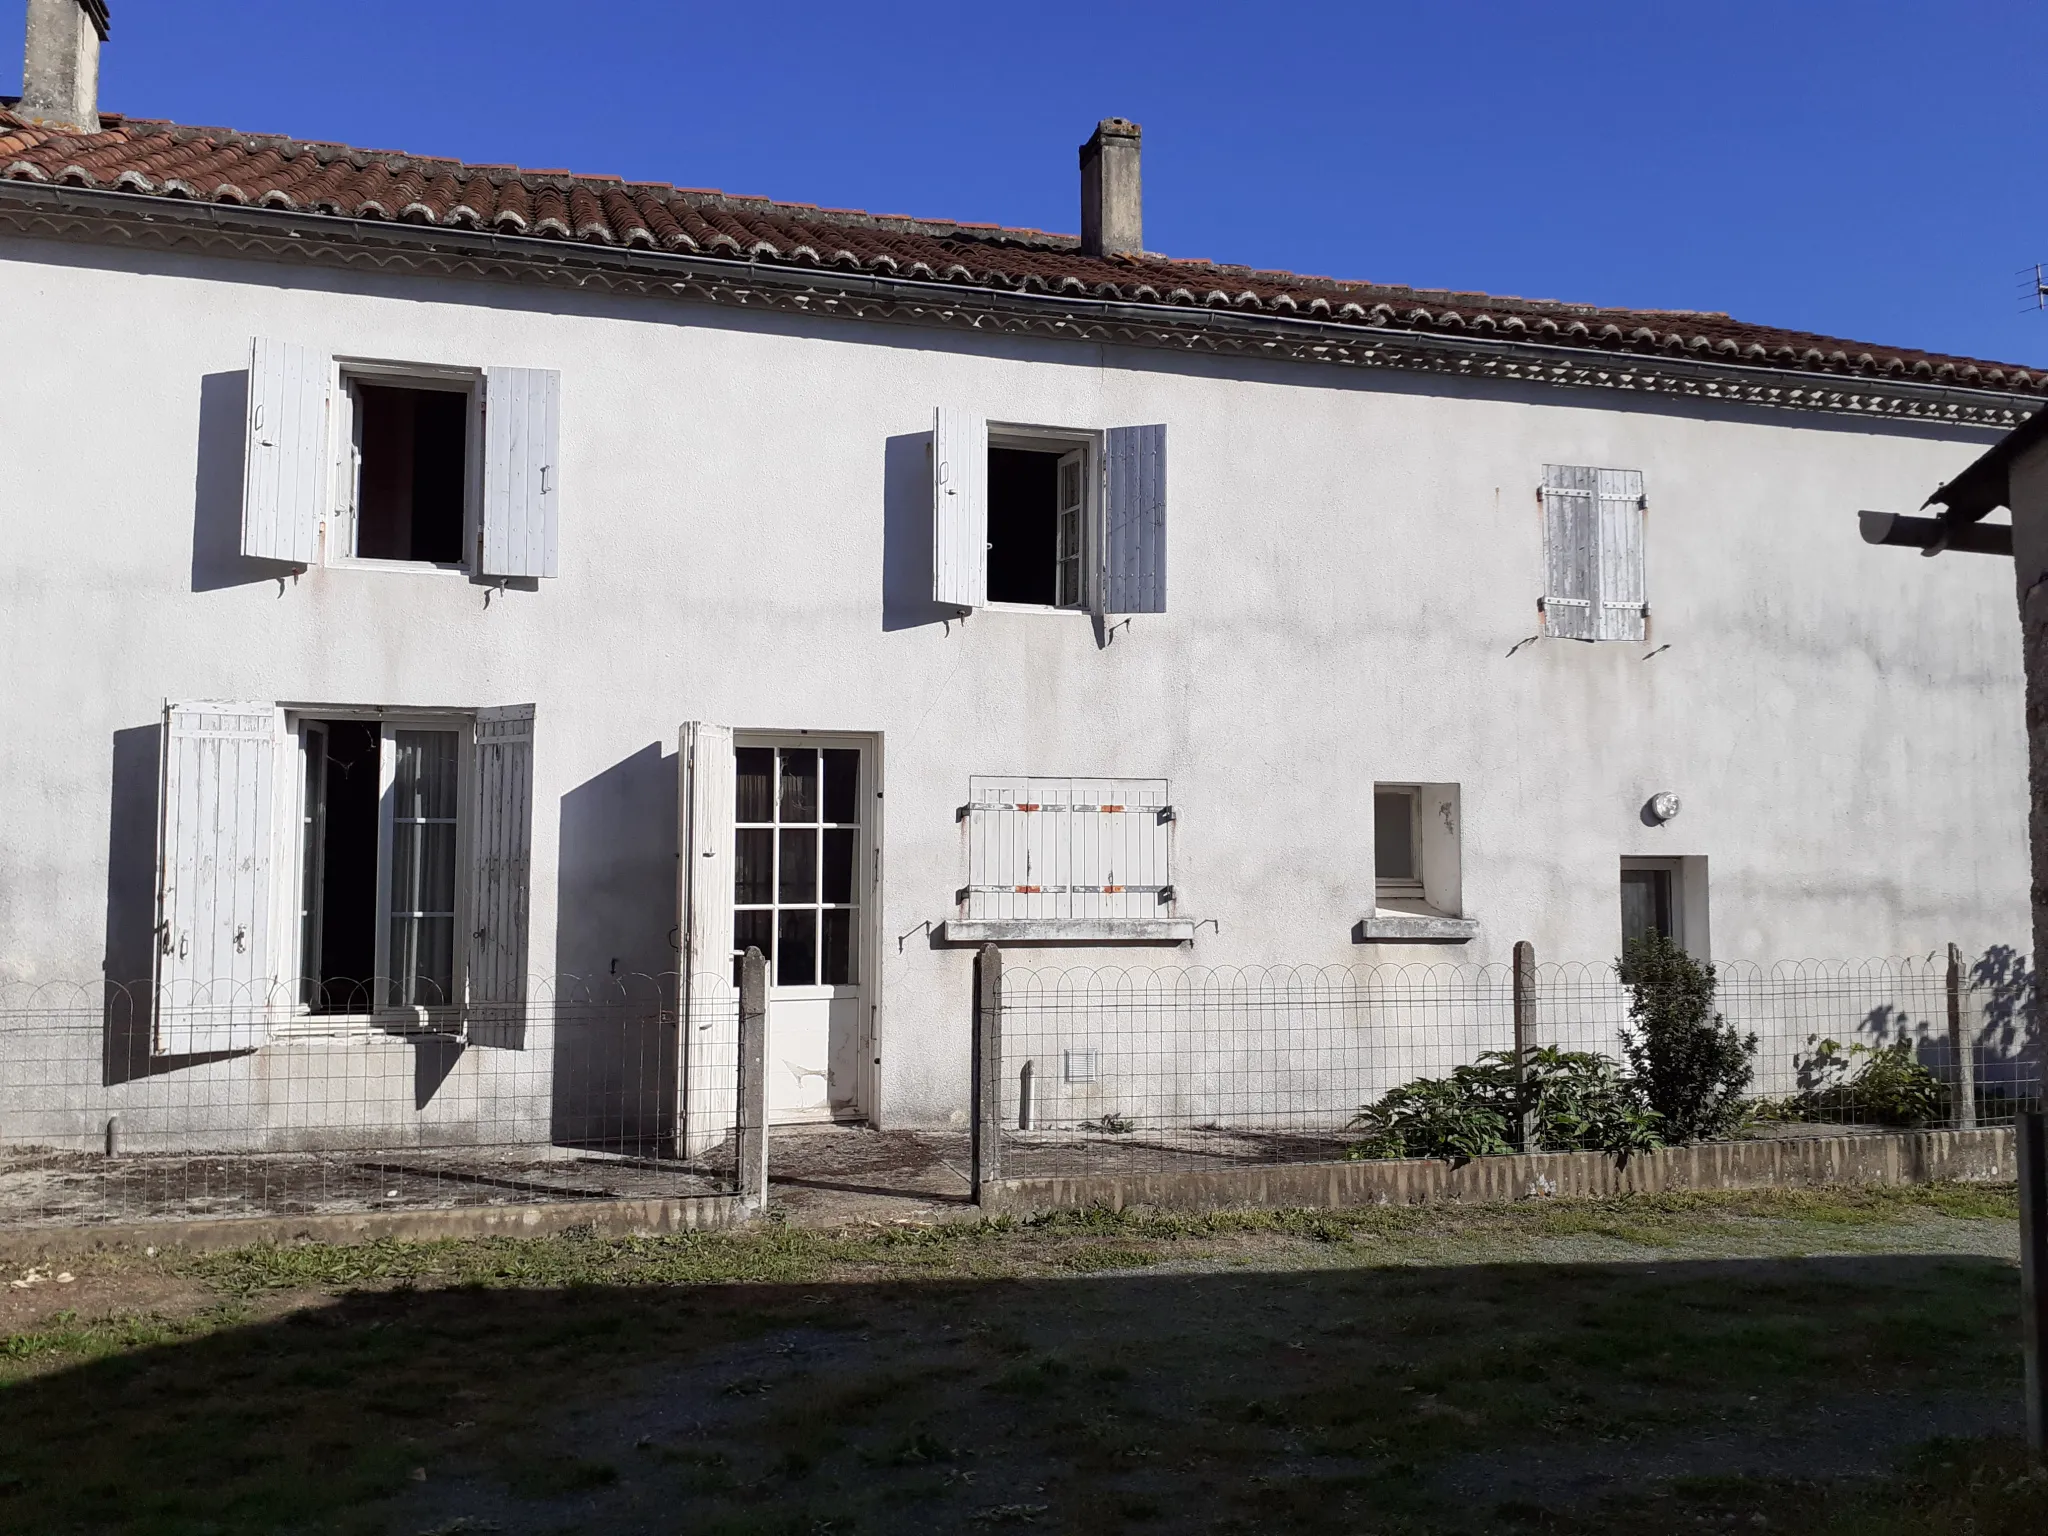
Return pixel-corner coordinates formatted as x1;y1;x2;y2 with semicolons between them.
151;700;534;1053
1620;856;1710;963
931;410;1166;615
238;339;560;579
1359;782;1478;942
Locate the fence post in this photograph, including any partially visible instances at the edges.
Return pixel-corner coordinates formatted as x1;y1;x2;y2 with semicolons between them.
1948;943;1978;1131
737;945;769;1212
1513;940;1537;1150
2021;1110;2047;1462
972;944;1003;1203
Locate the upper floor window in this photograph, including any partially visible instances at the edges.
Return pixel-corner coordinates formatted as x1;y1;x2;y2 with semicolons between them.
931;410;1167;617
238;337;561;580
1540;464;1646;642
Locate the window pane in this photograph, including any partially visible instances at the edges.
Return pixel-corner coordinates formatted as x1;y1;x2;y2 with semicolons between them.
780;749;818;823
1621;869;1674;951
1374;792;1415;882
734;829;773;904
777;909;817;986
822;749;859;825
393;730;460;820
733;909;772;985
735;747;774;824
779;828;817;903
822;908;854;985
822;828;856;905
299;729;329;1005
391;914;456;1006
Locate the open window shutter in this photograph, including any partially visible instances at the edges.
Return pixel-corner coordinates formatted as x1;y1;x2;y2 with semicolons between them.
1541;464;1597;640
1103;424;1167;613
241;339;328;564
678;721;738;1155
481;367;562;579
154;702;282;1054
1595;468;1647;642
466;705;534;1046
931;407;988;609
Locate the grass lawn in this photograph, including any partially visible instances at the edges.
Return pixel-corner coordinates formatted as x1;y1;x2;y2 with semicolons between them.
0;1184;2041;1534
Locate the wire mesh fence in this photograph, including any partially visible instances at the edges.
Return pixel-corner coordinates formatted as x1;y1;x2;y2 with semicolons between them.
994;948;2046;1179
0;973;745;1226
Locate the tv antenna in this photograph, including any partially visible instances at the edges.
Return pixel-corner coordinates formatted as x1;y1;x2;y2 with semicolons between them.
2020;263;2048;312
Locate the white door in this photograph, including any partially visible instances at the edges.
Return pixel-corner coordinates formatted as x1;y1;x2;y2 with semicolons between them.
733;740;868;1123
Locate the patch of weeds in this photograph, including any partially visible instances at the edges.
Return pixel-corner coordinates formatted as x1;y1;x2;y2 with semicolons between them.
867;1432;959;1466
506;1455;618;1498
972;1504;1049;1525
1056;1245;1155;1273
987;1355;1070;1396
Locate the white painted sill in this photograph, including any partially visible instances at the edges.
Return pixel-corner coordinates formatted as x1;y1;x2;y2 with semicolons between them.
1355;912;1481;943
976;601;1093;618
940;919;1197;946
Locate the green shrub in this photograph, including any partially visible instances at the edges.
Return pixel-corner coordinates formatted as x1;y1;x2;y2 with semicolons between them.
1348;1046;1661;1162
1619;932;1756;1143
1785;1037;1948;1127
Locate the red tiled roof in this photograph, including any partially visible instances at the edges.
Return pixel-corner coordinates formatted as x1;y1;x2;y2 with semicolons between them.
3;108;2041;395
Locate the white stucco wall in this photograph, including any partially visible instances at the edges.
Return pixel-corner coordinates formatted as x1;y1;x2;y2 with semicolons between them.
0;236;2029;1131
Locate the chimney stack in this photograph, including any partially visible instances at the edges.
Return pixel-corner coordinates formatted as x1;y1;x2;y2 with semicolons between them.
17;0;109;134
1079;117;1142;258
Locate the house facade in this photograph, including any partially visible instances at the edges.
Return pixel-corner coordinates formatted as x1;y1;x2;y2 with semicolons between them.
0;2;2035;1147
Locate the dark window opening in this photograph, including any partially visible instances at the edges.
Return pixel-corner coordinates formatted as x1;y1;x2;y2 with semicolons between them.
1620;867;1675;955
301;720;380;1012
987;446;1085;607
355;384;468;564
1374;790;1417;884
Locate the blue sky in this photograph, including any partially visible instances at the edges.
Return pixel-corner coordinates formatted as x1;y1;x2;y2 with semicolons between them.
10;0;2047;365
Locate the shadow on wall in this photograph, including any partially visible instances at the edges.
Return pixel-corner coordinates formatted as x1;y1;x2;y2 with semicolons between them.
191;369;301;593
101;723;246;1084
551;743;682;1150
881;430;952;632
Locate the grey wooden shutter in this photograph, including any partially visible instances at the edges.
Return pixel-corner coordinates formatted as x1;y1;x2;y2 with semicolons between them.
241;339;328;565
1595;468;1647;642
931;408;988;609
466;704;534;1045
481;367;561;578
1541;464;1597;640
678;721;738;1155
1103;424;1167;613
154;701;283;1054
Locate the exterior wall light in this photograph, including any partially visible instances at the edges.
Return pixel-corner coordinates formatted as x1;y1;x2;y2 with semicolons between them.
1646;792;1682;824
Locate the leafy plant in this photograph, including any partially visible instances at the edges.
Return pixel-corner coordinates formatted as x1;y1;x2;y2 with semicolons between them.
1085;1112;1136;1136
1782;1037;1948;1127
1619;932;1755;1143
1348;1047;1661;1162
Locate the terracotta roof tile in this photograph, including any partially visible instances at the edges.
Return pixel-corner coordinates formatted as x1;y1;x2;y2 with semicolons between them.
0;107;2038;393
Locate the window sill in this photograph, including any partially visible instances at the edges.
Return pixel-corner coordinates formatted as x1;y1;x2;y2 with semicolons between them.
939;918;1196;946
1354;912;1481;943
325;557;472;578
977;601;1092;618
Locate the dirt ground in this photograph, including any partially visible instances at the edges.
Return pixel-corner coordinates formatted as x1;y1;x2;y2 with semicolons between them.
0;1181;2039;1535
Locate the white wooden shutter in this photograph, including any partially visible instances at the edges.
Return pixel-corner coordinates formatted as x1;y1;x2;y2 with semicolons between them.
1541;464;1597;641
964;777;1174;921
931;407;988;609
241;339;328;565
1595;468;1647;642
154;701;283;1054
1103;424;1167;614
678;721;738;1155
466;705;534;1045
481;367;561;579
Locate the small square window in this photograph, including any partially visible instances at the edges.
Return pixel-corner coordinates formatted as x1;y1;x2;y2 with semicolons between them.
1374;782;1463;917
1374;788;1422;895
987;437;1089;609
337;373;475;567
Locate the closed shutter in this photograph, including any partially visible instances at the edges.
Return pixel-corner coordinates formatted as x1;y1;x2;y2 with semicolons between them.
1103;424;1167;614
1541;464;1596;640
241;339;328;565
154;701;283;1054
466;705;534;1046
481;367;561;578
931;408;988;609
964;777;1174;921
1595;468;1647;642
678;721;738;1155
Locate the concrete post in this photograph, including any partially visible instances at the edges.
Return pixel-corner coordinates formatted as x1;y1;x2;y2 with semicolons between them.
972;944;1003;1201
1948;943;1978;1131
2021;1111;2047;1461
1079;118;1143;258
737;945;769;1211
1513;940;1537;1150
